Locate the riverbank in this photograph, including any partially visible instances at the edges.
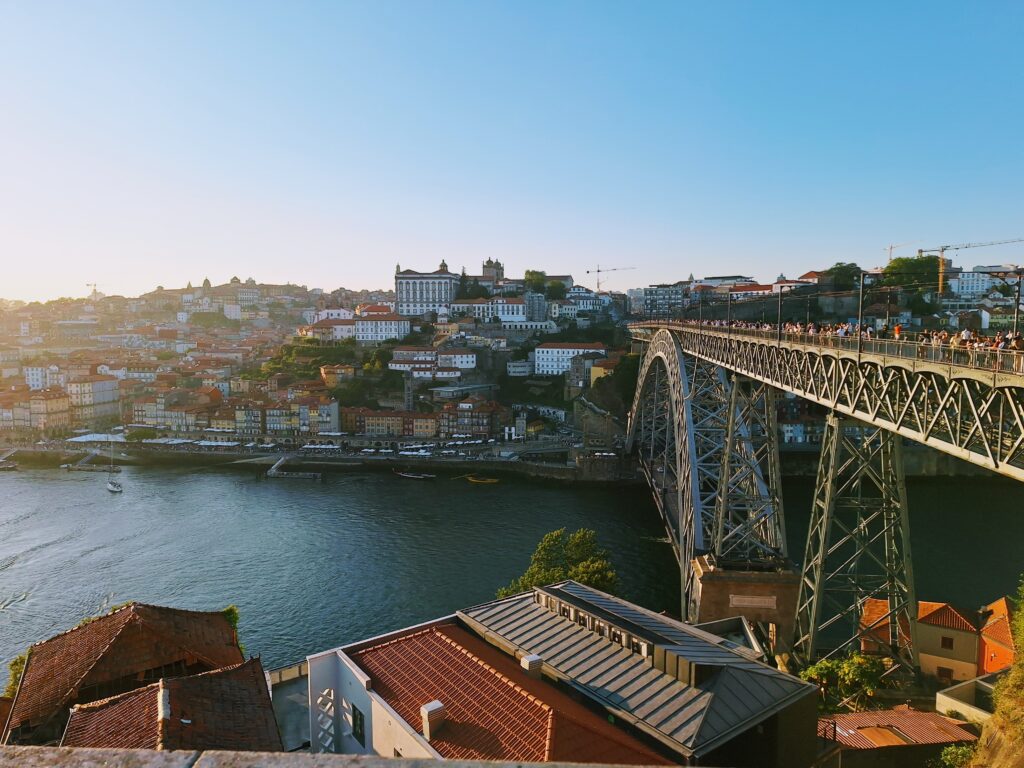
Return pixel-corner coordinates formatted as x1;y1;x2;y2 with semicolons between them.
4;438;995;481
0;445;618;483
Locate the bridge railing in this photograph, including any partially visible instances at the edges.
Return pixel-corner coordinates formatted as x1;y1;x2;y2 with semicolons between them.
631;321;1024;377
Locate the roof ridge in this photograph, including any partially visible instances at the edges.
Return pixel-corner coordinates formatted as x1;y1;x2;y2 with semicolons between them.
28;602;138;647
131;608;236;670
543;706;555;761
70;680;159;713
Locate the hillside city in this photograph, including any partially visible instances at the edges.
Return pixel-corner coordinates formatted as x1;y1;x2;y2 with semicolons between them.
2;255;1020;454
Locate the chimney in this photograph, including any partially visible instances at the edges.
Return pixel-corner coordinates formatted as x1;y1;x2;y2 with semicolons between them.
520;654;543;679
420;700;445;741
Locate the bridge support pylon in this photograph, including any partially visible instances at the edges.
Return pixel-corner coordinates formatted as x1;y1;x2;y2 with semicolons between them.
792;413;918;670
690;375;799;653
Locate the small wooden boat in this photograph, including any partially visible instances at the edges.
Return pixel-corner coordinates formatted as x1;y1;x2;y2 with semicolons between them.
394;470;437;480
466;475;499;484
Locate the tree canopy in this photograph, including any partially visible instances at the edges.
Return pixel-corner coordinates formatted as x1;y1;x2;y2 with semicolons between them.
882;254;940;291
545;280;568;300
800;652;889;712
497;528;618;598
822;262;863;292
524;269;548;294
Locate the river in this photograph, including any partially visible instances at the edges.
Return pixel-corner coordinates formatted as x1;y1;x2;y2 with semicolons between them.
1;466;1020;686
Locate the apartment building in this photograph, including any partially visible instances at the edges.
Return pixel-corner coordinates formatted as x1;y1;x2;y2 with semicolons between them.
355;314;410;344
438;397;510;438
534;342;607;375
340;407;438;438
66;374;121;427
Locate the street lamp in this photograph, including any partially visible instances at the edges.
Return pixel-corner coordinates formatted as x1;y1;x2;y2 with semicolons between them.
857;271;866;356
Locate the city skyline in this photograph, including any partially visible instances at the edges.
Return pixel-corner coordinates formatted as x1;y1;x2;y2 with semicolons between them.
3;1;1023;302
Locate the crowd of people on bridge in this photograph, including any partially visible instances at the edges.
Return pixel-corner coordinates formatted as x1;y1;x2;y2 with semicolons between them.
665;319;1024;373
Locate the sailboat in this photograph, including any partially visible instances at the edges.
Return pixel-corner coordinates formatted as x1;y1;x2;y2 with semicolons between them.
106;437;123;493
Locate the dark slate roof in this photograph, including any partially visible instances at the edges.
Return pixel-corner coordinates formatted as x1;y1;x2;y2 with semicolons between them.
3;603;243;739
458;581;814;759
61;658;282;752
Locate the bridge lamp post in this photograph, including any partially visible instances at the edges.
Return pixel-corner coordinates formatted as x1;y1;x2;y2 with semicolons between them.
777;290;783;342
857;271;867;355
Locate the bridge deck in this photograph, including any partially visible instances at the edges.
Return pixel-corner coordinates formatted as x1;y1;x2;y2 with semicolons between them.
631;322;1024;482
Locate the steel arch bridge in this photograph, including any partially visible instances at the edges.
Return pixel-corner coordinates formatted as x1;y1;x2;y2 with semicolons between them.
626;322;1024;667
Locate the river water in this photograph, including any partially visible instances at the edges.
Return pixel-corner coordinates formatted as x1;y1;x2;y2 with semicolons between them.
1;466;1021;685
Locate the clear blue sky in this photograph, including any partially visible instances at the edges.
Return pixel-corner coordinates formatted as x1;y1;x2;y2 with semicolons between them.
2;1;1022;301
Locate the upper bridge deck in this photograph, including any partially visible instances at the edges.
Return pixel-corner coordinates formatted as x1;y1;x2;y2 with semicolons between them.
629;321;1024;482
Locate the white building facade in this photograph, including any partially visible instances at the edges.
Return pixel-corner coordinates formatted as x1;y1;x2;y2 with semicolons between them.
355;315;411;344
395;261;459;317
534;342;607;375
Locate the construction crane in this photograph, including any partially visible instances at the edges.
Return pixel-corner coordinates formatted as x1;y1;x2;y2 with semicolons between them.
585;265;636;292
917;239;1024;294
883;243;915;262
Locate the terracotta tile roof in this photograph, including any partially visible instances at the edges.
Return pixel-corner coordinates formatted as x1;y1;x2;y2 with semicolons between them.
3;603;243;739
351;623;669;764
860;599;977;640
819;705;977;750
981;597;1015;649
61;683;159;749
61;658;280;752
920;602;977;633
536;342;607;350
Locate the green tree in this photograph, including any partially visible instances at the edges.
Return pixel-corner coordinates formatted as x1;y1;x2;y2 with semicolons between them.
800;652;888;712
883;254;940;291
545;280;568;300
822;262;863;292
524;270;548;294
497;528;618;598
3;652;27;698
991;574;1024;740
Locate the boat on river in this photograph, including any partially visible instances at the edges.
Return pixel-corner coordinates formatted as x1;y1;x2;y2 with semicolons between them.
393;470;436;480
466;475;499;484
105;438;123;493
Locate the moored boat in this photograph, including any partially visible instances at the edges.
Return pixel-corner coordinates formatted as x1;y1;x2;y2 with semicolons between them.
393;469;436;480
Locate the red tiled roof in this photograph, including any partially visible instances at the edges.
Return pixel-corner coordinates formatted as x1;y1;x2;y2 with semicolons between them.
4;603;243;739
819;706;977;750
860;599;977;640
920;602;977;633
62;659;281;752
351;624;669;765
982;597;1015;649
536;342;607;350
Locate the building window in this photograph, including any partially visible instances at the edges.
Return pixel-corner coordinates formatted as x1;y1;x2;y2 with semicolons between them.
936;666;954;681
610;629;623;645
393;749;403;757
352;704;365;746
594;621;606;637
941;636;954;650
559;603;571;618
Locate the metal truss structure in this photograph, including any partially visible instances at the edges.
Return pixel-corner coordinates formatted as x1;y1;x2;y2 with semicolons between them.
791;415;917;670
627;330;787;619
631;323;1024;482
625;324;1010;665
